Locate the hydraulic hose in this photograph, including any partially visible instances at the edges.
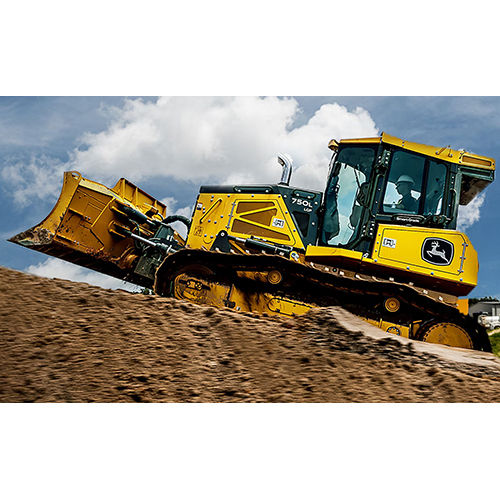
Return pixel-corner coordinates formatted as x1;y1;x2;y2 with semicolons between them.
163;215;191;231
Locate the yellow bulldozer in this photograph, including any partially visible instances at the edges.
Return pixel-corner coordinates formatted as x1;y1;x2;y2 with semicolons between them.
10;132;495;351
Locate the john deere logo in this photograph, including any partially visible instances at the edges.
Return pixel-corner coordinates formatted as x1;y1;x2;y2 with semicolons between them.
421;238;454;266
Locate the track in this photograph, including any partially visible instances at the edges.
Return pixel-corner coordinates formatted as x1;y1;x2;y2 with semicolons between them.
155;249;491;351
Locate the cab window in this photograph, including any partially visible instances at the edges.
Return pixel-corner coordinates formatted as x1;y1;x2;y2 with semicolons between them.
423;160;446;215
323;146;376;246
382;150;447;216
383;150;425;214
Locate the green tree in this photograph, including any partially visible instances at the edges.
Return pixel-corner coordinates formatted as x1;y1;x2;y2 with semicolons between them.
469;296;499;306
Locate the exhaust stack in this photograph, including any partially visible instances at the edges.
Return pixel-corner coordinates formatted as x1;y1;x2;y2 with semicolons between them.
277;153;293;185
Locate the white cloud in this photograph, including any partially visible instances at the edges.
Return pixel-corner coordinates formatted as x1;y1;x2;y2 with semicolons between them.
160;196;193;219
25;257;139;292
0;155;66;207
71;98;378;192
2;97;378;201
457;193;485;231
282;104;378;190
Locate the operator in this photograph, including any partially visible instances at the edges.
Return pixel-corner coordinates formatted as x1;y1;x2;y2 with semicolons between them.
395;175;418;212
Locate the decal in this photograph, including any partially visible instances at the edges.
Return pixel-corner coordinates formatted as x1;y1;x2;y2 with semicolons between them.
272;218;285;229
291;198;313;212
393;215;424;224
382;237;397;249
196;202;203;210
193;225;203;237
387;326;401;336
421;237;454;266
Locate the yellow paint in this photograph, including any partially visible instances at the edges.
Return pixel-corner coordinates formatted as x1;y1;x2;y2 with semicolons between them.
384;297;400;313
366;224;478;294
11;171;171;275
305;245;363;262
111;177;167;215
173;272;313;317
380;132;495;171
20;171;82;238
235;270;283;285
50;176;162;259
187;192;304;251
419;322;473;349
457;298;469;315
328;139;339;151
339;137;381;145
266;297;313;316
336;133;495;171
362;318;411;338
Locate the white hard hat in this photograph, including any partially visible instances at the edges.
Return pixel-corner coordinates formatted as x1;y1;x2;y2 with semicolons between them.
396;175;415;185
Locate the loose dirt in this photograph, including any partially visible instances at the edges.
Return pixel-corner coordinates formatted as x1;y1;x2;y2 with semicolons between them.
1;266;500;402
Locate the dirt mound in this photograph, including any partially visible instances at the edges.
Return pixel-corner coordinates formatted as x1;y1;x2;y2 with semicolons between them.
1;265;500;402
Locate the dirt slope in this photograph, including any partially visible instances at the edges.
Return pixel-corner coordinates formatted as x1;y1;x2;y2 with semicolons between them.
1;266;500;402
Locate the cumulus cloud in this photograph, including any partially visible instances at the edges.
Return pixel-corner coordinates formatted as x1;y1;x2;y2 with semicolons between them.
73;97;378;192
0;155;66;207
26;257;139;291
160;196;193;218
457;193;485;231
1;97;379;209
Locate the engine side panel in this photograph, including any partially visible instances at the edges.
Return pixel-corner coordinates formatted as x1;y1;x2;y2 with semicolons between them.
186;191;307;251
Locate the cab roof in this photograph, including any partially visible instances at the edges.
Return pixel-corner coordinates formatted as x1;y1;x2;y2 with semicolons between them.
338;132;495;172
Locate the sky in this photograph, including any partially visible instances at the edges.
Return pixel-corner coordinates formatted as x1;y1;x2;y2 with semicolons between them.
1;96;499;298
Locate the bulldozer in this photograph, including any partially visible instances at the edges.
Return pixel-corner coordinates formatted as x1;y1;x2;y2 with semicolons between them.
9;132;495;351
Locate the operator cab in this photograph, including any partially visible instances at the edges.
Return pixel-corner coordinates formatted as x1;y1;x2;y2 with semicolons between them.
321;133;495;255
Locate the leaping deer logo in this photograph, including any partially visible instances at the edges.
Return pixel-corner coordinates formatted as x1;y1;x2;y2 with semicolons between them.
426;240;448;262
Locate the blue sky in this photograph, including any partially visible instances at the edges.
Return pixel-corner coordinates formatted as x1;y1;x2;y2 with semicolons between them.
1;96;499;298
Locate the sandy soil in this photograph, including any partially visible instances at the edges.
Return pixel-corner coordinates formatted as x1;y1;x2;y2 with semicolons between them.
1;265;500;402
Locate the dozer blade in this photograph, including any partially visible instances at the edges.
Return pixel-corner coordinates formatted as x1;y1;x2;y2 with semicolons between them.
9;171;167;287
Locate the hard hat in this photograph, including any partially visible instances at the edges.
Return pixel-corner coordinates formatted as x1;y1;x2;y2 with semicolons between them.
396;175;415;185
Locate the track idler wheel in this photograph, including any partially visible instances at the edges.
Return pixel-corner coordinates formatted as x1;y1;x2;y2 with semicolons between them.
415;320;481;350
